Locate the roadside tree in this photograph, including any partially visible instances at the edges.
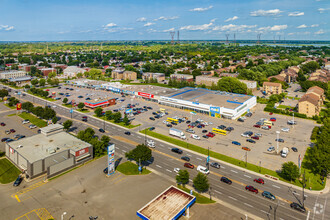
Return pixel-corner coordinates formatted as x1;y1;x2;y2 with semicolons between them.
113;112;122;123
281;162;300;182
105;110;113;120
63;120;73;131
193;173;209;193
63;97;68;104
52;116;58;124
125;144;152;164
39;79;46;87
176;170;189;186
78;102;85;110
22;102;34;112
94;107;103;117
123;114;130;126
0;89;8;100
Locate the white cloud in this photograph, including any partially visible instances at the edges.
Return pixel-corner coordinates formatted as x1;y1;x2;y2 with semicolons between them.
297;24;307;28
0;25;14;31
104;23;117;28
144;22;155;27
154;16;179;21
258;25;287;32
210;18;217;23
162;28;175;32
288;11;304;16
147;28;157;33
213;24;257;32
311;24;319;27
180;22;213;31
136;17;147;22
225;16;239;22
318;8;330;13
315;29;325;34
189;5;213;12
288;33;294;35
250;9;282;17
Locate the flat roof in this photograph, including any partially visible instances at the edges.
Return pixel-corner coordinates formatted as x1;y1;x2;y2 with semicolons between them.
164;87;253;109
137;186;195;220
7;131;91;163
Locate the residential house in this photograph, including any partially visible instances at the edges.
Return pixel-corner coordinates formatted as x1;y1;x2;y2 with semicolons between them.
308;69;329;83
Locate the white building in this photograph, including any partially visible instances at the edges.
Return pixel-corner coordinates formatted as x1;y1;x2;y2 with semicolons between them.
239;79;257;90
63;66;86;77
0;70;27;79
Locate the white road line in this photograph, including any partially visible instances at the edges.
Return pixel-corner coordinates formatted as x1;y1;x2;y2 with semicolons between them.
279;218;284;220
160;144;164;147
293;192;300;196
272;185;281;189
115;147;119;149
196;157;203;161
239;195;247;199
260;210;269;215
166;169;172;173
231;170;238;173
156;165;162;168
168;147;172;150
244;174;251;178
228;196;237;201
137;136;141;139
187;154;192;156
214;190;222;194
244;203;253;208
122;150;126;152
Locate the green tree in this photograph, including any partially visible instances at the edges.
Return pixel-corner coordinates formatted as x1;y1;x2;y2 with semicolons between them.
94;107;103;117
0;89;9;100
217;77;248;94
281;162;300;182
39;78;46;87
193;172;209;192
77;128;95;143
63;120;73;131
22;102;34;112
48;72;57;79
78;102;85;110
43;106;56;120
63;97;68;104
113;112;122;123
176;169;189;186
105;110;113;120
101;135;110;145
125;144;152;164
52;116;58;124
31;79;39;86
123;114;130;126
33;106;44;117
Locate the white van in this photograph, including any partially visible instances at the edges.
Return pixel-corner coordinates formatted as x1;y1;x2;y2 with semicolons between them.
197;165;209;174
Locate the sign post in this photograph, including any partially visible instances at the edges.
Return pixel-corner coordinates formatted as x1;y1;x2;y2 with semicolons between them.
107;144;115;176
16;103;22;115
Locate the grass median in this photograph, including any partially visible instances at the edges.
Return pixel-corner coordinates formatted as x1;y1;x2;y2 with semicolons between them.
0;158;21;184
140;128;325;190
116;161;151;175
27;91;55;102
18;112;47;128
94;115;141;129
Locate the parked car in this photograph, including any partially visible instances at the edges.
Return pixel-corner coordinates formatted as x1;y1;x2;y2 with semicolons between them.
149;117;155;121
0;122;5;126
290;202;306;213
267;146;275;152
254;178;265;184
246;139;256;144
171;148;183;154
242;147;251;151
181;156;190;162
281;128;290;132
270;118;276;122
5;130;11;134
246;112;253;117
29;124;37;129
245;185;258;193
186;128;195;133
167;124;172;128
262;191;276;200
124;131;131;135
291;147;298;152
197;165;209;174
262;126;270;130
1;138;9;142
238;118;245;122
220;176;232;185
251;136;259;140
202;135;209;139
22;120;30;124
255;133;262;137
5;139;14;143
269;112;273;115
275;138;284;143
202;129;208;133
210;162;220;169
218;125;226;130
232;141;241;146
184;163;194;169
17;135;26;140
226;127;234;131
253;124;261;128
149;127;155;131
13;175;23;187
190;134;200;140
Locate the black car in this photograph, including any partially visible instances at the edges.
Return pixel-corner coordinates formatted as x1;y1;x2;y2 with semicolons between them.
220;177;232;185
167;124;172;127
226;127;234;131
1;138;9;142
149;127;155;131
124;131;131;135
290;202;306;213
103;167;108;174
246;139;256;144
152;112;157;115
246;112;253;117
17;135;26;140
218;125;226;130
149;117;155;121
291;147;298;152
147;107;152;110
202;130;208;133
275;138;284;143
210;162;220;169
171;148;183;154
238;118;244;122
99;128;105;133
202;135;209;139
13;175;23;187
181;156;190;162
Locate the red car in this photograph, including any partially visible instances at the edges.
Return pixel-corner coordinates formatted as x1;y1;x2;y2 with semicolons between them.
0;122;5;126
206;132;215;137
253;124;260;128
184;163;194;169
10;129;16;133
254;178;265;184
270;118;276;122
188;125;195;128
245;185;258;193
269;112;273;115
45;89;50;91
251;136;259;140
267;125;272;129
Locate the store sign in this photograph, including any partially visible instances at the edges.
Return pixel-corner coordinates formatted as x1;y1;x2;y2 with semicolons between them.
125;108;132;114
76;147;89;157
210;106;220;114
192;102;199;105
107;144;115;175
16;103;22;110
138;92;154;98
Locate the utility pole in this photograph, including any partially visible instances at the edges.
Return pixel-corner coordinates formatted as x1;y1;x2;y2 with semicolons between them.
209;186;212;201
103;115;105;130
245;151;247;167
207;147;210;170
302;170;306;208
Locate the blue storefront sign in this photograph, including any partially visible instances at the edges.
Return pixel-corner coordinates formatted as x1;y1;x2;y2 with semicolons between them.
210;106;220;114
192;102;199;105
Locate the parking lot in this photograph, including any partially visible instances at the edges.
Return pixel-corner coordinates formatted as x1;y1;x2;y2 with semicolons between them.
36;84;316;171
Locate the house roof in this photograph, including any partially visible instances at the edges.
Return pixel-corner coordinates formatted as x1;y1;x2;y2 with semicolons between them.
263;82;282;87
299;93;320;106
307;86;324;96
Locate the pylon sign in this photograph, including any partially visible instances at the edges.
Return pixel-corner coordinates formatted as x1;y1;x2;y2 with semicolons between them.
16;103;22;110
107;144;115;175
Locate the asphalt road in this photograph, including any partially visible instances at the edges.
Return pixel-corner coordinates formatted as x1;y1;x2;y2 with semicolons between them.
6;86;329;220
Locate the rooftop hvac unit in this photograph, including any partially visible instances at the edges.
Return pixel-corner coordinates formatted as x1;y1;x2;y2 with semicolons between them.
47;148;56;154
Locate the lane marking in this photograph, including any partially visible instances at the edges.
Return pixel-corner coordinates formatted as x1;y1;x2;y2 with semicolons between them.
156;165;162;168
244;203;253;208
244;175;251;178
196;157;203;161
160;144;164;147
137;136;141;139
122;150;126;153
231;170;238;173
228;196;237;201
115;147;119;149
166;169;172;173
214;190;222;194
239;195;247;199
187;154;192;156
272;184;281;189
260;210;269;215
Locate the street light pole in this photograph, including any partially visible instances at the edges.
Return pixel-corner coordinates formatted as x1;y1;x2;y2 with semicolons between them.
276;131;280;154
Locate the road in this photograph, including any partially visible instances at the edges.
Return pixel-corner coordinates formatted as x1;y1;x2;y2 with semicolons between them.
7;86;330;220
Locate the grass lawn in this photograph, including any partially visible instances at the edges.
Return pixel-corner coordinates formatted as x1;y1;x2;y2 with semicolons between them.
77;108;90;113
0;159;21;184
116;161;151;175
140;129;325;190
177;185;215;204
285;96;301;100
4;104;16;109
7;113;16;116
95;115;141;129
62;104;74;108
18;112;47;128
278;104;293;109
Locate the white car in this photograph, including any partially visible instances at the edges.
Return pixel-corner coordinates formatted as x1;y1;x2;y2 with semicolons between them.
208;122;213;125
255;133;262;137
174;168;180;173
190;134;200;140
163;120;167;124
22;120;30;124
241;116;247;120
197;165;209;174
197;118;203;122
202;122;208;126
241;133;250;138
281;128;290;132
29;124;37;129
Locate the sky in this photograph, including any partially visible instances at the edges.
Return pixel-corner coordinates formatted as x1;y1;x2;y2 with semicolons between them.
0;0;329;41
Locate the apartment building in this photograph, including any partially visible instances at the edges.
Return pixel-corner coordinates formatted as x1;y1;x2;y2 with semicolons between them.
0;70;27;79
195;75;219;87
170;74;194;82
111;67;125;80
239;79;257;90
298;86;325;117
123;71;137;81
262;82;282;95
142;72;166;82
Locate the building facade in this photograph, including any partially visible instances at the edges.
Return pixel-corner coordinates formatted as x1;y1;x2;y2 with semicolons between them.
0;70;27;79
239;79;257;90
195;75;219;87
123;71;137;81
263;82;282;95
170;74;194;82
142;72;166;82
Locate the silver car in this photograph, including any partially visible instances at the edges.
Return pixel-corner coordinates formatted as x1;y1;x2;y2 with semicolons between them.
281;128;290;132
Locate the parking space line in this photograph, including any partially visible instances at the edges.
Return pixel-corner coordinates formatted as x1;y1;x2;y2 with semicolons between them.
231;170;238;173
244;203;253;208
196;157;203;161
122;150;126;152
272;184;281;189
239;194;247;199
214;190;222;194
166;169;172;173
228;196;237;201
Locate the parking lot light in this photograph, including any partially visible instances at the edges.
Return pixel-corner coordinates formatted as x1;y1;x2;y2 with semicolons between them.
276;131;280;154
